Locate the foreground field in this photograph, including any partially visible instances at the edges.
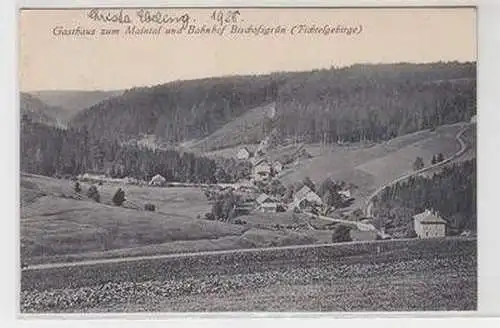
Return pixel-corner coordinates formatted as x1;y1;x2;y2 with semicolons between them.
21;237;476;312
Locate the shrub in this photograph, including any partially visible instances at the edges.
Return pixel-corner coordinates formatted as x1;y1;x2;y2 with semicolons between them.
112;188;126;206
332;224;353;243
144;203;156;212
413;156;424;171
204;212;216;221
87;185;100;203
74;182;81;193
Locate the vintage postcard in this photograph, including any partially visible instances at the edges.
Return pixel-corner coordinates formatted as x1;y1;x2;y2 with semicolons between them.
19;6;477;314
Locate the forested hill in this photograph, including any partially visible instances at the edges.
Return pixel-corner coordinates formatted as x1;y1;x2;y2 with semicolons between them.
30;90;124;121
20;120;249;184
20;93;66;127
71;75;279;142
70;62;476;148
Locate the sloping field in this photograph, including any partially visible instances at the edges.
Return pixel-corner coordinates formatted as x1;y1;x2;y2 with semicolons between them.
356;124;463;188
282;124;468;203
21;237;476;312
20;174;339;265
21;195;247;262
187;102;276;152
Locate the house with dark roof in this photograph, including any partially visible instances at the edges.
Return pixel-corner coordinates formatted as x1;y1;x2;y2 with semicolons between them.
413;209;447;238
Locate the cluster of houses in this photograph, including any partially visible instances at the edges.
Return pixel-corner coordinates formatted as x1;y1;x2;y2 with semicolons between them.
255;185;352;215
236;137;285;183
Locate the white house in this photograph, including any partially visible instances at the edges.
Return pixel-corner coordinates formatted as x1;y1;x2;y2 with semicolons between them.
289;185;323;211
236;147;251;160
338;189;351;199
256;193;279;213
413;209;447;239
253;160;271;182
470;115;477;124
256;136;270;155
149;174;167;186
272;161;283;174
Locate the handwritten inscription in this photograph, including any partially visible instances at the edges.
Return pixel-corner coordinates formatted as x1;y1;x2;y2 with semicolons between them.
51;9;364;38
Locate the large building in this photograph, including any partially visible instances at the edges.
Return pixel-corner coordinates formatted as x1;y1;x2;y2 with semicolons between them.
289;185;323;211
252;160;271;182
413;209;447;238
236;147;251;160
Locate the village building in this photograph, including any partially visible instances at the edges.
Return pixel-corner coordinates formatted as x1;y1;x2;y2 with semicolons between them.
256;193;280;213
252;160;271;182
256;136;270;155
413;209;447;239
272;161;283;174
289;185;323;211
236;147;252;160
470;115;477;124
149;174;167;187
338;189;351;199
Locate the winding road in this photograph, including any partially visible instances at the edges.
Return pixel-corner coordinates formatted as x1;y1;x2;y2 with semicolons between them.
363;123;471;218
21;124;473;272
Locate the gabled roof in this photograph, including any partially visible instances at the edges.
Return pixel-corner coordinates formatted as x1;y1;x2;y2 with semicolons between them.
305;191;323;205
413;210;447;224
295;185;312;200
256;193;277;204
250;157;266;166
254;161;271;172
151;174;166;180
238;147;250;153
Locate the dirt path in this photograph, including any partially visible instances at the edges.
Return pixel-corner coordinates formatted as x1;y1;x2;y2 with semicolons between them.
24;235;470;272
363;123;471;218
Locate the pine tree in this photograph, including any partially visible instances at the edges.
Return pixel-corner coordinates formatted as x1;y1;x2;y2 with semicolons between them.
74;181;81;193
112;188;126;206
87;185;100;203
413;157;425;171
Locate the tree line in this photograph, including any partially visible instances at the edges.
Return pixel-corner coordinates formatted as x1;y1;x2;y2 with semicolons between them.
20;120;248;183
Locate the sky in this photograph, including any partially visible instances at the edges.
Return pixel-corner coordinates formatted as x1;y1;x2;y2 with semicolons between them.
19;7;476;91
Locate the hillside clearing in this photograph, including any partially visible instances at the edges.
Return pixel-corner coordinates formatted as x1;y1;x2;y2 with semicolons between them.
185;102;276;152
281;123;469;208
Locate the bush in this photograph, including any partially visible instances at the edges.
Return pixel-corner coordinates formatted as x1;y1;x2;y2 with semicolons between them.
87;185;100;203
332;224;352;243
112;188;126;206
204;212;216;221
74;182;81;193
413;156;424;171
144;203;156;212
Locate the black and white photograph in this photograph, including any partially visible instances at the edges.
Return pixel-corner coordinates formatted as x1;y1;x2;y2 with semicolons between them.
18;7;477;313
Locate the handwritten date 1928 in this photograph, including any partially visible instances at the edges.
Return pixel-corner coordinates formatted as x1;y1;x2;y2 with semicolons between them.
210;10;241;26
